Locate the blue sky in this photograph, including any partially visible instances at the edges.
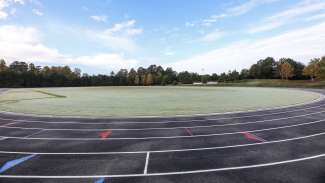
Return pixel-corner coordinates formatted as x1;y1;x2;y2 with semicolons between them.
0;0;325;74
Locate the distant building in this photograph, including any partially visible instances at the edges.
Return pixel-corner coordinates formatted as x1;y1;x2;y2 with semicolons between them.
193;81;218;85
193;82;203;85
207;81;218;85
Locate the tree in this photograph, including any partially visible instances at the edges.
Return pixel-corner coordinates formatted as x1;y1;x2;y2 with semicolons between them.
240;69;250;80
228;70;240;81
278;58;305;79
134;75;140;85
256;57;277;79
303;59;320;81
127;68;137;85
0;59;8;72
137;67;146;85
161;75;168;85
178;71;193;84
249;64;259;79
201;75;209;84
163;67;177;84
316;56;325;80
210;73;219;81
9;61;28;73
278;62;294;80
74;68;81;78
116;69;128;85
145;73;154;85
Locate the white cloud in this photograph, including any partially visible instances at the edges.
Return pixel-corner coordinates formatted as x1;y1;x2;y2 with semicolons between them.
0;11;7;19
0;25;140;72
32;8;43;16
9;7;15;15
227;0;278;16
200;0;278;27
169;21;325;74
0;0;24;20
90;20;143;52
185;22;195;27
249;21;283;34
0;25;64;62
249;0;325;33
66;54;139;71
90;15;107;22
199;29;225;42
305;12;325;21
163;47;175;56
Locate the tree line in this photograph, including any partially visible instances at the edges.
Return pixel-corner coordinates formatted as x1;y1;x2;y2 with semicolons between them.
0;56;324;87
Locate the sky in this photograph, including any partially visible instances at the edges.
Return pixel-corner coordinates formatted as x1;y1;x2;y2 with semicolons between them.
0;0;325;74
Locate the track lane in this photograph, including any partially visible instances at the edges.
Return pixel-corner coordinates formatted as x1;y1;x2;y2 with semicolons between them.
0;132;324;179
2;156;325;183
0;114;324;140
0;101;324;127
0;154;146;176
0;122;325;153
2;107;325;131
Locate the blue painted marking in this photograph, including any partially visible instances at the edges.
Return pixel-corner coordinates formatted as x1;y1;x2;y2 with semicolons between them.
0;154;36;174
95;178;105;183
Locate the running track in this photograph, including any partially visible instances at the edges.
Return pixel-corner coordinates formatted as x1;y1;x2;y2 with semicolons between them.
0;88;325;183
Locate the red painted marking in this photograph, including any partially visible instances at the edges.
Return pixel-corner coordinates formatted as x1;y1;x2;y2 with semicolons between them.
185;128;193;136
241;132;266;142
99;130;112;139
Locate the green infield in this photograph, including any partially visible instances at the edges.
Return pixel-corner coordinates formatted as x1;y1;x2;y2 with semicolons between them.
0;87;321;118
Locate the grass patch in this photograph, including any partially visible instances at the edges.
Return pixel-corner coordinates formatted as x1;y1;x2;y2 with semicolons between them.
35;90;67;98
0;87;319;117
198;79;325;88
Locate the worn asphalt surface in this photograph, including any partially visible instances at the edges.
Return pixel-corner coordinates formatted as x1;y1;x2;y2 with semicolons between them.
0;88;325;183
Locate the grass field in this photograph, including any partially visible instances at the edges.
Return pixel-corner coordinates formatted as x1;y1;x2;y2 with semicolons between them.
0;86;320;117
213;79;325;88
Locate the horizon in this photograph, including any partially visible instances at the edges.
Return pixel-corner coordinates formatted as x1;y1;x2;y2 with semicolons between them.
1;0;325;74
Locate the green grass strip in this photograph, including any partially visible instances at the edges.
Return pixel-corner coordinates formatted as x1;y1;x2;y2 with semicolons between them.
35;90;67;98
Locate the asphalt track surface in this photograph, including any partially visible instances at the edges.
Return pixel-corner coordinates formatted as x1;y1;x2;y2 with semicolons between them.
0;88;325;183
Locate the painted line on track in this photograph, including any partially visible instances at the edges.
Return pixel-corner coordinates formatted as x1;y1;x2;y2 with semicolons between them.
0;131;324;155
95;178;105;183
242;132;266;142
0;153;325;179
0;97;324;125
185;128;193;136
1;115;325;141
144;152;150;174
0;122;21;127
0;154;36;174
1;109;325;132
99;130;112;139
23;129;45;138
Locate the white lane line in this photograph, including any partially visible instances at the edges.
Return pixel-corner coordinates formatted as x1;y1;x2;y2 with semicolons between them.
144;152;150;174
0;137;6;141
0;118;324;140
23;129;45;138
0;131;324;155
0;121;20;127
1;109;325;131
0;98;324;125
0;153;325;179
